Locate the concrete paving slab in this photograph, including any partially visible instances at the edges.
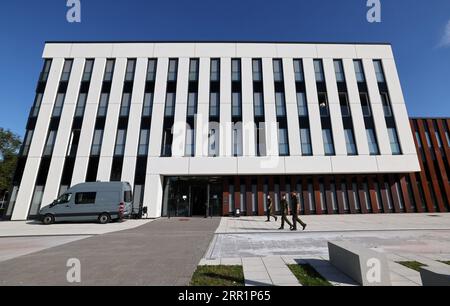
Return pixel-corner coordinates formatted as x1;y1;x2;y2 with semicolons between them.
0;218;220;286
0;219;152;237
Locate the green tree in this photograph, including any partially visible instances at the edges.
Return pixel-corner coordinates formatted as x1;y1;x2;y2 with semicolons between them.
0;128;22;194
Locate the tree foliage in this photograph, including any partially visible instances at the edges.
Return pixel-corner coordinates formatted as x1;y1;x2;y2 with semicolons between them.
0;128;22;192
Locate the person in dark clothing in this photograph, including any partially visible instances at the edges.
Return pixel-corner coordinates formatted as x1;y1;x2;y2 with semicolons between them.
290;192;307;231
279;194;293;230
266;195;278;222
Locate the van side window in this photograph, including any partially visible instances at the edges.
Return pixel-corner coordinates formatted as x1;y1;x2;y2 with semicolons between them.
56;193;72;204
124;191;132;202
75;192;97;205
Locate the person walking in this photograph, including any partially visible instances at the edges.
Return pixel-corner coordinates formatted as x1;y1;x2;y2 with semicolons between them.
266;195;278;222
290;192;307;231
279;194;293;230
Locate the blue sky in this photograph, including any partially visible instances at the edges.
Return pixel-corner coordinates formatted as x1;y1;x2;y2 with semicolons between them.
0;0;449;138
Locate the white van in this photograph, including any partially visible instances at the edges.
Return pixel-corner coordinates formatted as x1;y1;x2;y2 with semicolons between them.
38;182;133;225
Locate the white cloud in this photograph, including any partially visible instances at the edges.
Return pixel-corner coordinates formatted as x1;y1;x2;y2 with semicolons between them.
439;20;450;47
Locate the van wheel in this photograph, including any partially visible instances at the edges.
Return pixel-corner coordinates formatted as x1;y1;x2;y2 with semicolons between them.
98;213;111;224
42;214;55;225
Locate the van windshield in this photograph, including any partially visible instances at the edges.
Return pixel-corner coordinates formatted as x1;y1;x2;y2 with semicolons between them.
55;193;72;204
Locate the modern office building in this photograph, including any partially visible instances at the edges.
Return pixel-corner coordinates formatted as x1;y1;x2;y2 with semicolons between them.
5;41;448;221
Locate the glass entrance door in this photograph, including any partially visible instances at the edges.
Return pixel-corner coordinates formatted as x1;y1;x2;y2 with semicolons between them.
162;177;223;217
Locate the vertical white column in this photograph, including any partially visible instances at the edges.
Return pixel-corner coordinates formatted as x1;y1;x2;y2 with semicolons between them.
342;59;369;155
172;58;189;157
121;58;147;186
142;174;164;218
195;58;211;157
241;58;256;157
12;58;64;221
303;58;325;156
220;58;232;157
71;59;106;184
148;58;169;157
262;58;279;156
142;58;169;219
96;58;127;181
323;58;347;156
283;58;301;156
363;59;391;155
382;58;417;155
41;58;84;205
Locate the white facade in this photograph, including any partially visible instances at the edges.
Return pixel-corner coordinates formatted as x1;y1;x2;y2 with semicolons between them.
9;42;420;220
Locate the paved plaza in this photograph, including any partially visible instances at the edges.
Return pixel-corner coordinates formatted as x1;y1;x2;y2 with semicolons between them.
200;214;450;286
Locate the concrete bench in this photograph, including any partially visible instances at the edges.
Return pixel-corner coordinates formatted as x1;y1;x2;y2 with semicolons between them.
420;266;450;286
328;241;391;286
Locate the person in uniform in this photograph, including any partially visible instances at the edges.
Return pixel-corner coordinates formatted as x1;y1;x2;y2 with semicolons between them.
266;195;278;222
279;194;293;230
290;192;307;231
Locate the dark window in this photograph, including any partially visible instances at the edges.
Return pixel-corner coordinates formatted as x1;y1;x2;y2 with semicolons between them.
97;93;109;117
209;92;220;117
67;130;81;157
275;92;286;117
373;60;385;83
318;92;329;117
231;59;241;82
273;59;283;82
339;93;350;117
75;192;96;205
161;128;173;157
22;130;34;156
300;128;312;156
210;59;220;81
388;128;402;155
114;129;127;156
189;59;199;81
185;127;195;157
74;93;87;118
232;92;242;117
125;59;136;81
146;59;157;81
252;59;262;81
293;59;304;82
187;92;198;117
164;93;176;117
138;129;149;156
323;129;335;156
278;128;289;156
31;93;44;117
43;130;57;156
344;129;357;156
39;59;52;82
380;92;392;117
61;59;73;82
124;191;132;203
91;129;103;156
296;92;308;117
254;92;264;117
334;60;345;82
313;60;324;82
104;59;115;81
354;60;365;82
367;128;379;155
120;93;131;117
52;93;66;117
360;93;372;117
82;59;95;82
168;59;178;81
142;93;154;117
